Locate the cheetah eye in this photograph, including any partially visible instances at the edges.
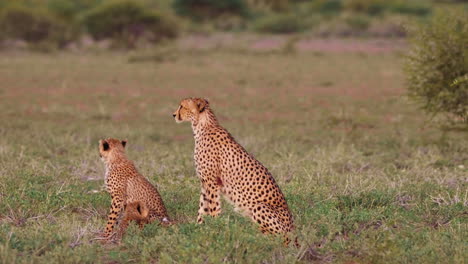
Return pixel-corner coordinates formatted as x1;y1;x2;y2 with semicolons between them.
103;142;109;151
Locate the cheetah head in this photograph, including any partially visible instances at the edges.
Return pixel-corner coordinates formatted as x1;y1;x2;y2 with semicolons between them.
173;98;208;125
99;138;127;162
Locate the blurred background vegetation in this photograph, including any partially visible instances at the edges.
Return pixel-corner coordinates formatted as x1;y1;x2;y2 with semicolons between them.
1;0;466;122
0;0;467;50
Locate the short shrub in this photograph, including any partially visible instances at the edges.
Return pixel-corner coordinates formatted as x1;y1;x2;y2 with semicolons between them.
173;0;249;20
309;0;342;14
0;5;70;47
344;14;371;31
389;1;431;16
82;0;179;47
253;13;306;34
405;9;468;123
343;0;386;15
343;0;430;16
247;0;289;12
433;0;468;2
212;14;247;31
47;0;102;21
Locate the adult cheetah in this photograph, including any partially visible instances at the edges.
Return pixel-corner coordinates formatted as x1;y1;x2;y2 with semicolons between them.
98;138;170;240
173;98;297;245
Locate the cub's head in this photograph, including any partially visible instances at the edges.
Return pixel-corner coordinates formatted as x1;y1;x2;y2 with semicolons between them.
98;138;127;162
173;97;209;124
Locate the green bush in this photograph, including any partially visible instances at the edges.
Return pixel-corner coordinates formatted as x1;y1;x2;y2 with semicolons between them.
340;0;430;16
253;13;306;33
247;0;289;12
309;0;342;14
173;0;249;20
433;0;468;2
344;14;371;31
405;9;468;123
212;14;248;31
47;0;102;21
82;0;179;48
343;0;386;15
0;5;70;47
389;1;431;16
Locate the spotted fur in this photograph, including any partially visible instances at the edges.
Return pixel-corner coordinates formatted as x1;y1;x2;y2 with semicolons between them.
173;98;297;245
99;138;170;239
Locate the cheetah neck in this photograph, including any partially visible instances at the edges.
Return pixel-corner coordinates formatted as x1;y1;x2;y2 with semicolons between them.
192;108;219;135
104;152;132;172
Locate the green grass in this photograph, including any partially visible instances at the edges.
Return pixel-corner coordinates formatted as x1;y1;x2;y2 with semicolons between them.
0;44;466;263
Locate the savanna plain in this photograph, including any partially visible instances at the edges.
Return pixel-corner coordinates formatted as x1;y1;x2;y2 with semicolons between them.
0;39;466;263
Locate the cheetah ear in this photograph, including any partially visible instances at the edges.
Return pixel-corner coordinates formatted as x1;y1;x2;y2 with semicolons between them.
121;140;127;148
196;98;208;112
102;140;110;151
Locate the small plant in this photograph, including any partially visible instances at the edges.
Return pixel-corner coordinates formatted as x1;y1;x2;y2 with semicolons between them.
389;1;431;16
344;14;371;31
405;9;468;123
47;0;102;21
343;0;386;16
173;0;249;20
335;0;431;17
253;13;306;34
309;0;342;14
246;0;289;12
280;35;300;54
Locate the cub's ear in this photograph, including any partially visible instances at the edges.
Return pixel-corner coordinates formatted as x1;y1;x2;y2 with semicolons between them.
121;140;127;148
102;140;109;151
195;98;208;112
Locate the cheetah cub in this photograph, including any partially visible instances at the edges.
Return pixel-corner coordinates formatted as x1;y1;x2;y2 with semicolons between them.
98;138;170;240
173;98;297;245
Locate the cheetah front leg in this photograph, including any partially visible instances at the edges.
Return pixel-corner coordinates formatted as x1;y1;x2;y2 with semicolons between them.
207;183;222;217
197;184;222;224
197;190;208;224
104;195;125;239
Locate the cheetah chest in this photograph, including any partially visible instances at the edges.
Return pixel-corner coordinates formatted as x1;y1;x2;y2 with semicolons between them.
194;138;220;182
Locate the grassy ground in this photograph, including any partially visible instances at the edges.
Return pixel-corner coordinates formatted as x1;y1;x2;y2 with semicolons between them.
0;41;466;263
